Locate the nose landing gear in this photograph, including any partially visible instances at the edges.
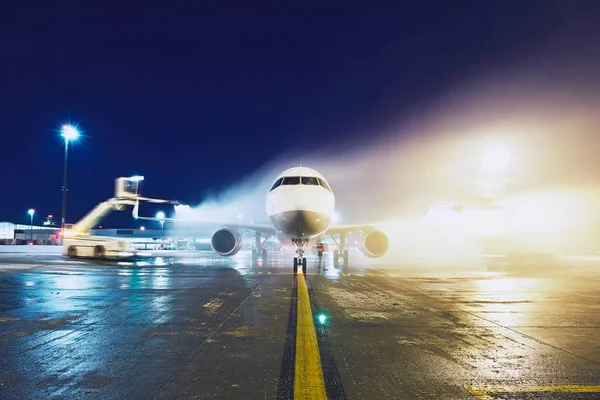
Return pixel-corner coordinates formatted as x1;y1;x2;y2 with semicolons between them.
292;238;308;274
293;256;307;274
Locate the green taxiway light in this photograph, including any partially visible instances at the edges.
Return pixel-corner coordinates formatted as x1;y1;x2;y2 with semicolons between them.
317;313;328;325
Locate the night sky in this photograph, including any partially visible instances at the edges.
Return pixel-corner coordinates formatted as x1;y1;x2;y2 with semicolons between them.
1;1;598;228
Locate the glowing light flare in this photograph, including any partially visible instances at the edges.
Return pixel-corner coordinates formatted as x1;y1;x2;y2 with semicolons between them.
482;146;511;172
28;209;35;216
60;124;80;141
156;211;166;220
316;313;328;325
332;211;341;223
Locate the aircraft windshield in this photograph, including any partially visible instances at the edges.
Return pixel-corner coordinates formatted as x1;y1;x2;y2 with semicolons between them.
318;178;331;191
270;178;283;191
282;176;300;185
301;177;319;185
270;176;331;191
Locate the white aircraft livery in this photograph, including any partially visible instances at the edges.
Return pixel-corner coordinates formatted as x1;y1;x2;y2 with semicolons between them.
179;166;389;273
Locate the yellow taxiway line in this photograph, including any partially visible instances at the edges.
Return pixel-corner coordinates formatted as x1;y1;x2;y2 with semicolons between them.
466;385;600;399
294;273;327;399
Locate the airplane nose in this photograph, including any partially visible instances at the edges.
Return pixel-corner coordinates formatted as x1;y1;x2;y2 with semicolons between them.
270;210;329;237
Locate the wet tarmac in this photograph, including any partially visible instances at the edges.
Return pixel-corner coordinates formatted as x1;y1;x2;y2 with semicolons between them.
1;250;600;399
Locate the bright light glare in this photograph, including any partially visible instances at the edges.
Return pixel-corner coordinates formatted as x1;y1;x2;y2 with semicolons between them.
61;124;80;141
28;209;35;216
332;212;341;223
317;313;328;325
482;146;511;172
156;211;166;220
130;175;144;182
140;226;145;230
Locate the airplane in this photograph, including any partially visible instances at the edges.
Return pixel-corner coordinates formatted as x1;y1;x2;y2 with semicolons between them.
146;166;389;274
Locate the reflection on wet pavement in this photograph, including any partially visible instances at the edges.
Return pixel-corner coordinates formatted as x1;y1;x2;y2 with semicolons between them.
0;251;599;398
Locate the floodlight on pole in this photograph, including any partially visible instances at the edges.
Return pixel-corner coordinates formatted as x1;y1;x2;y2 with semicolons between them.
28;209;35;241
156;211;166;231
60;124;80;141
60;123;81;234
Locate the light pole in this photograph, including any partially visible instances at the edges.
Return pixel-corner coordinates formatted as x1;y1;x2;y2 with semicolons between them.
156;211;166;231
60;124;80;233
28;209;35;242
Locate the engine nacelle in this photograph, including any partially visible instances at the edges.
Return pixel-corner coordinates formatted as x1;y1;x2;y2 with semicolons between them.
359;229;389;258
210;228;243;256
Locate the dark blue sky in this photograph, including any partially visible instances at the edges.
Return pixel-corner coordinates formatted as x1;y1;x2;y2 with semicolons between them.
0;1;596;227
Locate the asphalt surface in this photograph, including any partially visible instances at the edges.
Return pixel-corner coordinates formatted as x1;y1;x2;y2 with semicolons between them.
1;250;600;399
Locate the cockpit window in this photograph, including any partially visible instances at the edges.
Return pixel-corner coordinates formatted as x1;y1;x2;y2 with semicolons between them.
282;176;301;185
301;177;319;185
318;178;331;191
270;177;283;191
273;176;331;190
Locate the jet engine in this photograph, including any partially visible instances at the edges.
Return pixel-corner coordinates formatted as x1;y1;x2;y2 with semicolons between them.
359;229;389;258
210;227;243;256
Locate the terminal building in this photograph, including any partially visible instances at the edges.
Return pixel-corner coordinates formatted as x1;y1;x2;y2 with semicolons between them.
0;221;280;251
0;222;62;245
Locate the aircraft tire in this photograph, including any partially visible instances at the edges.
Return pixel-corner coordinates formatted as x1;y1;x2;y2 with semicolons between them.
343;250;349;267
261;248;267;263
333;249;339;266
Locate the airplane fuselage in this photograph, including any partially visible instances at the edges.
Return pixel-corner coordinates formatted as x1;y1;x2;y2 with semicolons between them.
266;167;335;240
204;165;388;273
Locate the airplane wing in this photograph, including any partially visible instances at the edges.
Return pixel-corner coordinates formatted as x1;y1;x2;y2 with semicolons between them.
324;224;379;235
133;209;276;236
221;223;276;235
133;203;276;235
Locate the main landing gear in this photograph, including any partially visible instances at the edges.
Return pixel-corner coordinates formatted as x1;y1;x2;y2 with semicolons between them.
292;238;308;274
252;248;268;264
333;249;349;268
332;232;349;268
252;232;270;265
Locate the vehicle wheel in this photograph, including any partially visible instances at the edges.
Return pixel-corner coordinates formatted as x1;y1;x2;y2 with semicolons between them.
261;248;268;263
293;257;298;274
302;257;307;274
342;250;349;267
94;245;105;259
67;246;77;258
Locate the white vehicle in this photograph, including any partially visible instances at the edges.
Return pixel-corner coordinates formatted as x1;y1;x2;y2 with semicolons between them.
63;176;178;260
146;166;389;273
63;234;136;259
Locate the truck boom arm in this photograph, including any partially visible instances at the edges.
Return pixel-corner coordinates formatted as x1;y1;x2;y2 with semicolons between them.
69;198;135;235
65;177;181;236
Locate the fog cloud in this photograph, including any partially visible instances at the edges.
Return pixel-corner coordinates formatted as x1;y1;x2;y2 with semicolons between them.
175;26;600;265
